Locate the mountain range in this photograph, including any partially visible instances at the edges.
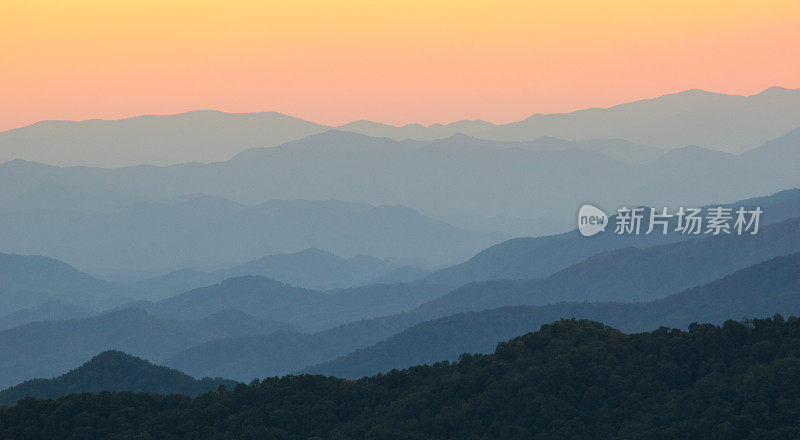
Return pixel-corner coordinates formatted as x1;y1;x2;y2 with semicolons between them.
306;253;800;378
1;190;797;387
0;308;293;389
137;276;448;329
416;217;800;316
421;188;800;286
0;197;501;279
0;246;436;323
1;87;798;167
161;214;800;380
1;125;797;241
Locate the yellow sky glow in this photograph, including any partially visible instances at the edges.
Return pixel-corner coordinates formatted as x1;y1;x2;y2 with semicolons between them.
1;0;798;130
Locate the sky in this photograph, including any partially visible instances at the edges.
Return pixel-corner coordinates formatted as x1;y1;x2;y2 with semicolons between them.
1;0;799;132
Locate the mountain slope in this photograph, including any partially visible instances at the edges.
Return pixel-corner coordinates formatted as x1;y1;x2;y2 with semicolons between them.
421;188;800;286
0;351;236;406
0;111;327;167
0;308;294;389
217;248;394;290
418;217;800;316
141;276;449;330
474;87;800;152
3;87;798;167
0;197;501;278
0;301;93;331
164;217;800;380
0;253;127;313
127;248;406;300
0;127;797;269
306;253;800;378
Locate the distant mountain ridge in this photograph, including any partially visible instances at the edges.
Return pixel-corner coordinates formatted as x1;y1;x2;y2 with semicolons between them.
133;248;400;296
163;215;800;380
2;87;798;166
0;246;422;326
0;197;501;279
0;307;294;389
1;125;797;249
416;216;800;316
420;188;800;286
138;276;449;330
306;253;800;378
0;350;236;406
0;253;127;314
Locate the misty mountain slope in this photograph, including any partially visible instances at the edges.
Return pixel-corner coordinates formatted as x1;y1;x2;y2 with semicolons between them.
0;196;501;279
0;351;237;407
0;308;295;389
0;124;797;250
417;217;800;316
131;248;400;299
0;301;94;331
305;253;800;378
739;126;800;187
139;276;449;330
0;253;127;313
474;87;800;153
169;251;800;381
163;311;420;381
157;217;800;380
337;119;496;142
0;253;113;297
4;87;797;167
0;111;327;167
217;248;394;290
515;136;666;164
420;188;800;286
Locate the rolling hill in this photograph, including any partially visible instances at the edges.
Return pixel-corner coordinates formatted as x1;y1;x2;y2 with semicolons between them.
306;253;800;378
131;248;399;298
0;308;294;389
162;217;800;380
0;351;236;406
416;216;800;316
139;276;449;330
0;253;127;314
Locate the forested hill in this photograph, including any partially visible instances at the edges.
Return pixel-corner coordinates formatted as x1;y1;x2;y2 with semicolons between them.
0;351;236;407
3;318;800;439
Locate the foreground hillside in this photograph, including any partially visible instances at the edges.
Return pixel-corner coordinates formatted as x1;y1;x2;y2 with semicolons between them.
3;318;800;439
0;351;235;407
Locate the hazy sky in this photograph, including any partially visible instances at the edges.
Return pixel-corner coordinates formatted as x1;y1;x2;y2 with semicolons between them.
2;0;798;131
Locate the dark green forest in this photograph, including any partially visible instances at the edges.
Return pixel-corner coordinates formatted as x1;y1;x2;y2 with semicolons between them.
3;317;800;439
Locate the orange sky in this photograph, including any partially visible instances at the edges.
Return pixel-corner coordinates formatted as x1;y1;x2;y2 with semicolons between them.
1;0;799;131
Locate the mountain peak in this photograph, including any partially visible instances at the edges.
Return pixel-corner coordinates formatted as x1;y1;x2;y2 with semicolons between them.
0;350;237;406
